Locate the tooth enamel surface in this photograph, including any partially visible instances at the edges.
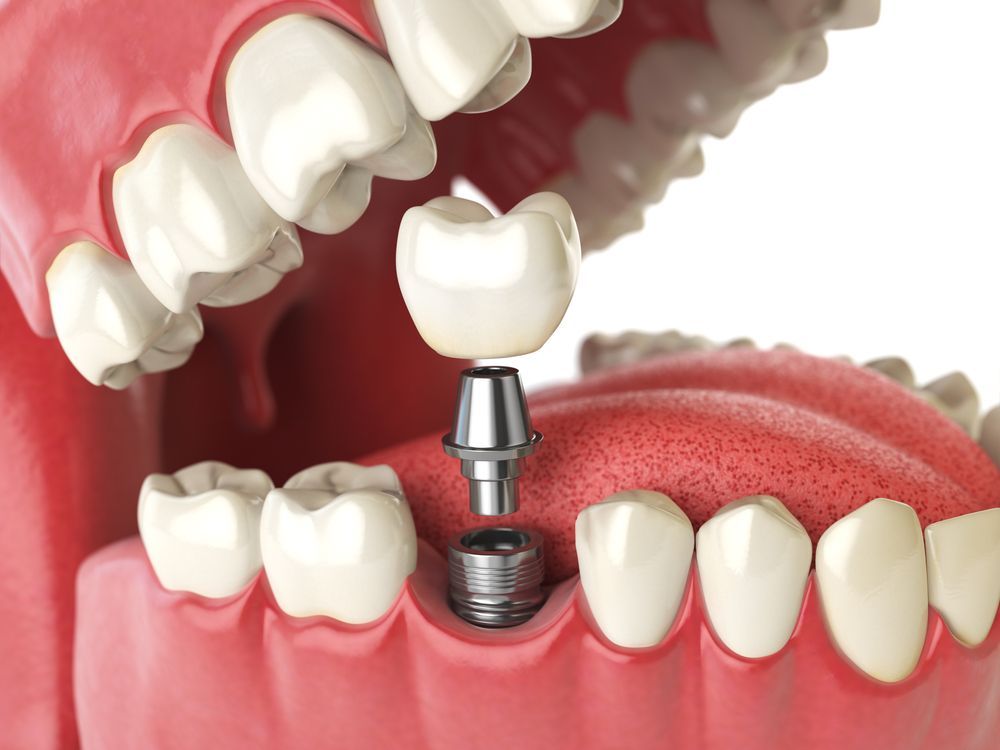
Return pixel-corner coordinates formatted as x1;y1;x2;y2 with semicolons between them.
768;0;838;30
925;509;1000;647
396;191;580;358
554;0;623;38
980;407;1000;468
373;0;521;121
260;462;417;624
864;356;917;388
460;36;532;114
113;124;303;313
227;15;434;230
830;0;880;29
576;490;694;649
816;498;928;682
46;241;204;389
707;0;800;89
784;35;829;83
920;372;980;435
138;461;272;598
497;0;600;37
696;495;812;658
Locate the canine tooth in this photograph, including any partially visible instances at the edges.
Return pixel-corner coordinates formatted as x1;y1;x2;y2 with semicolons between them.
373;0;521;121
46;241;203;389
227;15;424;230
113;124;302;314
627;40;746;138
397;192;580;358
816;498;928;682
979;407;1000;468
829;0;880;29
707;0;801;90
555;0;623;38
784;35;829;83
138;462;272;598
919;372;980;435
576;490;694;648
261;462;416;624
864;356;916;389
768;0;838;30
925;509;1000;647
697;496;812;658
460;37;532;114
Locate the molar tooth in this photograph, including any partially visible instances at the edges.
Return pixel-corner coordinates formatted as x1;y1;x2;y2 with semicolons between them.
696;495;812;658
497;0;616;38
816;498;928;682
919;372;980;435
554;0;623;39
396;192;580;358
925;509;1000;647
261;462;417;624
113;124;303;314
707;0;801;91
226;15;430;231
353;110;438;181
373;0;521;120
46;241;203;389
138;462;272;598
829;0;880;29
576;490;694;648
784;35;829;83
979;407;1000;468
460;37;532;114
767;0;839;30
864;356;916;388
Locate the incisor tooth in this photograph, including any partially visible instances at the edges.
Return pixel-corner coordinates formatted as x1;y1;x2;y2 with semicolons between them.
925;509;1000;647
816;498;928;682
396;191;580;358
46;241;203;389
260;462;417;624
138;462;273;598
576;490;694;648
113;123;303;313
697;496;812;658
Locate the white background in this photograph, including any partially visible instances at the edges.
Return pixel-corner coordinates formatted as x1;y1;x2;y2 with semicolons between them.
482;0;1000;402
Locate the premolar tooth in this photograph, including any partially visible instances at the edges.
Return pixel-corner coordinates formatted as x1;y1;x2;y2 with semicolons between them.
396;192;580;358
138;461;273;598
784;35;829;83
227;15;424;231
829;0;880;29
767;0;839;30
261;462;417;624
46;241;203;389
497;0;617;38
113;124;303;313
925;509;1000;647
296;165;373;235
576;490;694;648
554;0;623;38
707;0;801;90
979;407;1000;468
460;37;532;114
816;498;928;682
354;110;438;181
919;372;980;435
373;0;520;120
696;495;812;658
864;356;916;388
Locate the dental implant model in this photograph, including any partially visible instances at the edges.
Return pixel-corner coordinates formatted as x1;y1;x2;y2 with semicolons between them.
396;191;581;627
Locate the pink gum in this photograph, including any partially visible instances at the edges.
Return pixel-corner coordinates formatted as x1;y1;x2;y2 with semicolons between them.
76;537;1000;750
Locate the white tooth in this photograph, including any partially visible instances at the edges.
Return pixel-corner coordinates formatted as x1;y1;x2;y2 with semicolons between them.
227;15;427;231
260;462;417;624
554;0;623;38
113;124;302;314
979;407;1000;468
396;191;580;358
497;0;612;38
373;0;521;120
354;110;438;181
545;173;643;252
627;40;746;138
767;0;838;30
296;165;373;235
707;0;801;90
919;372;980;435
784;35;829;83
864;356;916;388
925;509;1000;647
46;241;204;389
829;0;880;29
460;37;532;114
138;461;272;598
696;495;812;658
576;490;694;648
816;498;928;682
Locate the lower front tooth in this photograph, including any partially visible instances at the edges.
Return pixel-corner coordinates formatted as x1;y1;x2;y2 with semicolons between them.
697;495;812;658
816;498;928;682
46;241;204;388
260;462;417;624
138;462;273;598
576;490;694;648
707;0;801;90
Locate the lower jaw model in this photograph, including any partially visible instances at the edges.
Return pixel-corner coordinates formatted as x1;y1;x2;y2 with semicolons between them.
1;1;998;749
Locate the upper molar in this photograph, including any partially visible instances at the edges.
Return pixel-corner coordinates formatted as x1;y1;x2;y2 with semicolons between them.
226;15;436;233
829;0;880;29
113;123;303;314
816;498;928;682
260;462;417;624
138;461;273;598
707;0;802;94
767;0;840;31
46;241;203;389
396;192;581;358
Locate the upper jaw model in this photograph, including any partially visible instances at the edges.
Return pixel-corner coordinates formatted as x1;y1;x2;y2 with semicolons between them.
2;2;999;750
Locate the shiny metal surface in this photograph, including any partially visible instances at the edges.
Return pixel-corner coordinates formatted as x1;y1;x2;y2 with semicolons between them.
442;366;542;516
448;527;546;628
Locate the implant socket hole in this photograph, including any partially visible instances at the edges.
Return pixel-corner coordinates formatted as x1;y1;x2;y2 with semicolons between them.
460;527;532;553
467;366;517;378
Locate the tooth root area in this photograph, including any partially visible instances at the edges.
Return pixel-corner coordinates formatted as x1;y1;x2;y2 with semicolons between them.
576;490;694;649
816;498;928;682
925;509;1000;647
138;461;273;598
227;14;430;233
113;123;303;313
696;495;812;658
46;241;204;389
